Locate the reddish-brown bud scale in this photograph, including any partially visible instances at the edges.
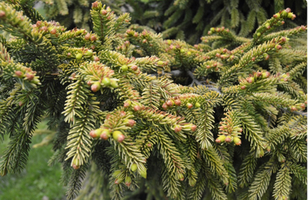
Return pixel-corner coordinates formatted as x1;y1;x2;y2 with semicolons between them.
72;164;80;170
85;33;91;40
166;100;174;107
206;65;211;69
113;131;125;142
15;71;23;77
101;10;107;15
290;106;297;112
174;125;182;133
162;103;168;110
0;11;5;18
36;21;42;27
89;130;98;138
216;53;221;58
130;65;138;71
186;103;193;109
126;119;136;127
174;99;181;106
285;8;291;13
300;103;306;109
87;80;92;86
50;29;57;34
93;56;100;61
18;101;24;106
256;72;262;77
91;35;97;41
191;125;197;132
215;135;226;143
251;57;255;61
225;136;232;143
233;137;241;146
124;101;131;108
25;73;34;81
275;45;282;50
133;105;141;111
142;39;147;43
91;82;101;92
92;1;98;8
120;111;126;117
40;26;48;32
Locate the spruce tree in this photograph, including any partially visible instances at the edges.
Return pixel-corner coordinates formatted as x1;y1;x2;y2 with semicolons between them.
0;1;307;200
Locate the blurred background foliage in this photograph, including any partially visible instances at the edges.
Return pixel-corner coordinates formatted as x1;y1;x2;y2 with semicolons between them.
33;0;307;43
0;120;65;200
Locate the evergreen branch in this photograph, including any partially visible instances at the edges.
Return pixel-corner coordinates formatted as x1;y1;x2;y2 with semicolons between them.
239;111;266;155
195;107;215;150
188;170;206;200
289;139;307;162
66;164;89;200
204;166;228;200
201;147;229;185
0;42;12;63
157;131;186;198
262;25;307;42
273;164;292;200
0;130;31;175
0;2;33;39
289;163;307;186
238;151;258;188
248;158;276;199
64;108;95;167
17;1;45;23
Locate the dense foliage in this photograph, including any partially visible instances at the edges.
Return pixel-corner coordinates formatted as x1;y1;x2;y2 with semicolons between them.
32;0;307;43
0;1;307;200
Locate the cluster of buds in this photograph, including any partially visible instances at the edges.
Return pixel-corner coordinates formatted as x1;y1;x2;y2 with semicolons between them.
290;102;306;112
216;129;242;146
125;29;140;38
112;169;134;186
208;26;229;35
32;20;64;36
72;48;97;61
89;128;126;143
116;40;130;51
216;116;242;146
279;73;290;82
121;64;141;75
239;71;270;90
276;8;296;20
255;8;296;38
173;123;197;133
14;67;40;85
84;33;97;42
203;60;221;72
180;48;192;56
162;97;203;112
162;98;182;110
84;63;118;92
124;100;146;113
